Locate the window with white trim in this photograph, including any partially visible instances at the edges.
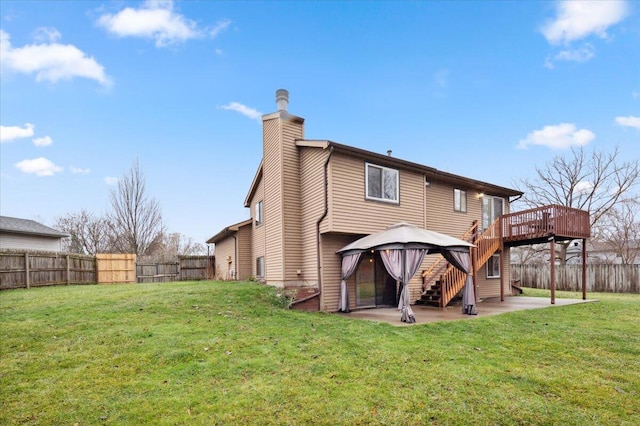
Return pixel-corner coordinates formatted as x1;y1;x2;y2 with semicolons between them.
255;200;263;226
486;254;500;278
256;256;265;279
366;163;399;203
454;188;467;212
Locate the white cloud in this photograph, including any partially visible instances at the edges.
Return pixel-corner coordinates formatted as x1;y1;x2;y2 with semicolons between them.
32;27;61;43
574;180;594;195
15;157;63;176
220;102;263;121
0;123;34;143
97;0;200;47
544;44;596;69
104;176;119;185
541;0;629;45
33;136;53;147
615;115;640;129
70;166;91;174
517;123;595;150
0;29;111;86
210;19;231;38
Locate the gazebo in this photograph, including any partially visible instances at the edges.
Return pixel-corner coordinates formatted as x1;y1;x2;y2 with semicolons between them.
336;222;476;323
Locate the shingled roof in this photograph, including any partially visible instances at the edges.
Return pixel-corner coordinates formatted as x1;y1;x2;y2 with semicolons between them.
0;216;69;238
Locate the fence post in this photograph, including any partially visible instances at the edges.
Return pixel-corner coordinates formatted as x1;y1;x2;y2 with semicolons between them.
25;252;30;289
66;254;70;285
95;255;99;284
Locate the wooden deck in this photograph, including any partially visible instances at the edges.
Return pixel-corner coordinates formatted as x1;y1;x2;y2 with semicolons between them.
501;204;590;246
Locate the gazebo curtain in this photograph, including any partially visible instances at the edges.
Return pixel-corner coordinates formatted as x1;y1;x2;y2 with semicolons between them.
442;250;477;315
380;248;427;323
338;253;361;312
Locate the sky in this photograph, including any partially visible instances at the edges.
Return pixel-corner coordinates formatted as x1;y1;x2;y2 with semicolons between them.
1;0;638;248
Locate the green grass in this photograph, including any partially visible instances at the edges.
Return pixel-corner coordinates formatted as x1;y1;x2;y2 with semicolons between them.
1;282;639;425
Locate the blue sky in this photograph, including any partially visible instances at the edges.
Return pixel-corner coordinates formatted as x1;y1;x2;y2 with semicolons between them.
1;0;638;246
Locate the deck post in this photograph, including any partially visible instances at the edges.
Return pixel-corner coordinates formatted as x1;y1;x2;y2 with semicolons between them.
499;250;504;302
550;238;555;305
582;238;587;300
472;221;478;304
499;217;504;302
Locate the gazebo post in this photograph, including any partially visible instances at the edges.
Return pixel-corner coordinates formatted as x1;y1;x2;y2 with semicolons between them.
582;238;587;300
550;238;555;305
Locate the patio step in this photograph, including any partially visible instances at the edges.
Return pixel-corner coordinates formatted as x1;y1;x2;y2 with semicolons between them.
417;281;442;307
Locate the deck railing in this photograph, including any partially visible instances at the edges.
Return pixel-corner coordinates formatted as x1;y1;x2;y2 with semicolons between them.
501;204;590;242
419;204;589;308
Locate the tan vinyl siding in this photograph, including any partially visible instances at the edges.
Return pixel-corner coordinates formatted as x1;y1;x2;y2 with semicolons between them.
299;147;329;284
425;181;479;237
263;117;283;283
281;118;304;283
251;177;266;278
319;233;357;311
477;247;510;299
214;237;235;280
236;223;253;280
327;153;425;235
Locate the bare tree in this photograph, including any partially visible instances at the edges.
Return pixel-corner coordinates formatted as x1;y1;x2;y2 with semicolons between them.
144;232;206;261
592;200;640;265
515;146;640;263
108;160;163;255
54;210;112;255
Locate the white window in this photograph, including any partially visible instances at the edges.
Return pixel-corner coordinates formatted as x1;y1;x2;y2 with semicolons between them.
256;256;265;278
486;254;500;278
454;189;467;213
366;163;399;203
255;200;263;225
482;195;504;230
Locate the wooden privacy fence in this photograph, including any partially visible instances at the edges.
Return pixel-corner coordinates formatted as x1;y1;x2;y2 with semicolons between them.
0;251;96;290
96;254;136;284
1;251;214;289
136;256;214;283
511;264;640;293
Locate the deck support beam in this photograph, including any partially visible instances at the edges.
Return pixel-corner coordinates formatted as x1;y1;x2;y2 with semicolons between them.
550;238;555;305
499;250;504;302
582;238;587;300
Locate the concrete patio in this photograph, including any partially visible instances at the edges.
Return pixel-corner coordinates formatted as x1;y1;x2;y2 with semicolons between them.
342;296;596;326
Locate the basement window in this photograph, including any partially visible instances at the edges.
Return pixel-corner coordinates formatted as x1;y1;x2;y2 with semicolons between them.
366;163;399;204
486;254;500;279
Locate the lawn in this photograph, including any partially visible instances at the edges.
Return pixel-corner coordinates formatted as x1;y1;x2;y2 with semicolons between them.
1;281;639;425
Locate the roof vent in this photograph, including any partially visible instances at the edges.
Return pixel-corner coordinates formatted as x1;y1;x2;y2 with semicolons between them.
276;89;289;111
387;150;392;157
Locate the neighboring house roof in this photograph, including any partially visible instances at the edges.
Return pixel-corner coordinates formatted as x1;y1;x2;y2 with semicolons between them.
244;139;523;207
206;218;253;244
0;216;69;238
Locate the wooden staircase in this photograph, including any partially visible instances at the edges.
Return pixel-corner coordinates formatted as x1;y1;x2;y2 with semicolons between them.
418;219;501;308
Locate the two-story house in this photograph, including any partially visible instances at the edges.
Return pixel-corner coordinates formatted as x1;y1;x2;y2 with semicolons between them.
208;90;590;311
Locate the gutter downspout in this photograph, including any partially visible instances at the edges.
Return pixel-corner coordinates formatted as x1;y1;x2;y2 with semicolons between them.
315;146;334;306
232;234;237;280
